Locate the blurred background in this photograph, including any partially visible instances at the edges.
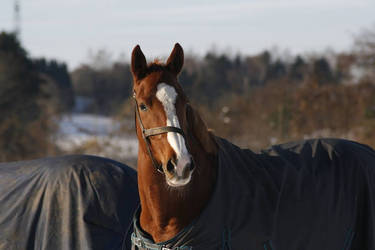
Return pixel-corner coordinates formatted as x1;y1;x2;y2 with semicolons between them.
0;0;374;168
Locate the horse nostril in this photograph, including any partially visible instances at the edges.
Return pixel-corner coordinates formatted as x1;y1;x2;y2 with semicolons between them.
189;160;195;171
166;159;175;174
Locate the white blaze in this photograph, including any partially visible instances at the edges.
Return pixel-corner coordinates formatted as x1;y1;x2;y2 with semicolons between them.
156;83;191;176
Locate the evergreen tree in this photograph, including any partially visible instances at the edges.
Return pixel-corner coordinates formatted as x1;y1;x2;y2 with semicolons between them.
312;58;334;84
33;58;75;111
289;56;307;83
0;32;55;161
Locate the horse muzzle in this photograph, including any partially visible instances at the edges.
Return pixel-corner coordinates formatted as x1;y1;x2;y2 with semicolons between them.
163;155;195;187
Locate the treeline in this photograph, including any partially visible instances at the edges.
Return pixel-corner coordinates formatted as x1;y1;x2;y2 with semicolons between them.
72;62;132;114
0;32;74;161
71;46;363;114
0;26;374;161
33;58;75;111
203;79;375;150
180;51;344;104
71;41;375;149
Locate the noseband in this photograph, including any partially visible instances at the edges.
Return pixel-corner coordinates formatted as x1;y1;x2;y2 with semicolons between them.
133;92;185;173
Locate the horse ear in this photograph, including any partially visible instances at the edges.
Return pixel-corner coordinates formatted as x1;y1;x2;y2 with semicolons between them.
131;45;147;79
166;43;184;75
186;104;217;155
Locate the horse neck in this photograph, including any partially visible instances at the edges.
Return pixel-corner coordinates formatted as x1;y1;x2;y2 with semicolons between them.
137;134;217;243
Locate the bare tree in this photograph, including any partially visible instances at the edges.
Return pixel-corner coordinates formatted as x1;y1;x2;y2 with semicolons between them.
354;24;375;78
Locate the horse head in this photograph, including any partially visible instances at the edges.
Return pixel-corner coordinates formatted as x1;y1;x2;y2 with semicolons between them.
131;43;216;188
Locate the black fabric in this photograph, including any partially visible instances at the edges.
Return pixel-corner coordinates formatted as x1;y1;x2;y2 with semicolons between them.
0;155;140;250
132;138;375;250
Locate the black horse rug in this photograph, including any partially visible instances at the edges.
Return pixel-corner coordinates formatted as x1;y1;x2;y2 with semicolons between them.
0;155;139;250
131;138;375;250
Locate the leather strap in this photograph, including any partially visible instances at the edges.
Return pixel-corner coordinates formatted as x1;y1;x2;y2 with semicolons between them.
144;126;184;138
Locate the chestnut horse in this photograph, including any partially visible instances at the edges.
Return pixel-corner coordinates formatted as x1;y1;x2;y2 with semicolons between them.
131;43;218;244
130;44;375;250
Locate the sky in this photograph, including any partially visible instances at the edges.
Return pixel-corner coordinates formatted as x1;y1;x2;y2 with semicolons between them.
0;0;374;70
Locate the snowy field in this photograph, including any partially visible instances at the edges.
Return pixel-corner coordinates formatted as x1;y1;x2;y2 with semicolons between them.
55;114;138;167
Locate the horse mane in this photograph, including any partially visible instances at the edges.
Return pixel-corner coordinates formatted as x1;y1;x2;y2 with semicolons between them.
186;104;218;155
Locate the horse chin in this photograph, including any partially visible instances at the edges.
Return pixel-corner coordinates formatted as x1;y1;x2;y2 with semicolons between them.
165;174;192;188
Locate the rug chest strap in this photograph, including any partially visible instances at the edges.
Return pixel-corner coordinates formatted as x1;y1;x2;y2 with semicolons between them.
131;232;191;250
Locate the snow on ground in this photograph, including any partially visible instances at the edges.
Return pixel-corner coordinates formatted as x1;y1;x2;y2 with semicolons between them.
58;114;121;135
55;113;138;166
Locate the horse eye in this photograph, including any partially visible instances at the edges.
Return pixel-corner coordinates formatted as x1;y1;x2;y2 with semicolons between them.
140;103;148;111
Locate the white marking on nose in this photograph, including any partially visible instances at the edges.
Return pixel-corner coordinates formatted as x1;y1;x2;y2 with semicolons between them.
156;83;191;176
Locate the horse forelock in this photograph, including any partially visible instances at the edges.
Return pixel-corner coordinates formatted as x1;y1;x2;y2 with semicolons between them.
134;60;166;80
135;58;183;82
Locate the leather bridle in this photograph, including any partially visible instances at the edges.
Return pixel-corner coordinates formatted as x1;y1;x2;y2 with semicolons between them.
133;91;186;173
